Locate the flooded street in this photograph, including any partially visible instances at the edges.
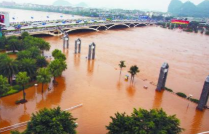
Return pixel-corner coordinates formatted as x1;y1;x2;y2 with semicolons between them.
0;26;209;134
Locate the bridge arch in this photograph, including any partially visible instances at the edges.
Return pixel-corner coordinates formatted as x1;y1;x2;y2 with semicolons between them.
65;28;99;33
134;23;147;27
107;24;130;30
96;25;108;30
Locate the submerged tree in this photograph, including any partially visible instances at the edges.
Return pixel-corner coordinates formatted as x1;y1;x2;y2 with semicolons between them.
118;61;126;75
52;49;66;61
48;59;67;83
37;68;51;93
16;72;30;101
128;65;140;82
106;108;184;134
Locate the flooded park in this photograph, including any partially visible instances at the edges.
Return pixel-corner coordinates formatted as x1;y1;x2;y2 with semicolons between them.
0;26;209;134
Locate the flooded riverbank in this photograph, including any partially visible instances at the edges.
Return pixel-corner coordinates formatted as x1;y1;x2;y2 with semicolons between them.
0;26;209;134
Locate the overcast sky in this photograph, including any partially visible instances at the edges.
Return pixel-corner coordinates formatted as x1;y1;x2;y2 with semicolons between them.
0;0;204;12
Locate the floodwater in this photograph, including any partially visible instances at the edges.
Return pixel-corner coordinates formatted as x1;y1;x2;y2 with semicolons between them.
0;26;209;134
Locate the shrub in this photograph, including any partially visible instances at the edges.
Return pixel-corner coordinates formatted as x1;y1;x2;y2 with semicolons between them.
190;98;199;104
184;29;193;32
165;87;173;92
12;85;22;91
176;92;187;98
205;31;209;35
7;89;19;94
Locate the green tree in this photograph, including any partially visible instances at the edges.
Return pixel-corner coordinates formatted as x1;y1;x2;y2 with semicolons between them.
38;39;50;55
48;59;67;83
118;61;126;75
28;46;41;59
0;75;10;96
21;31;30;39
0;36;7;49
17;50;32;60
16;72;30;101
37;68;51;93
36;56;48;68
128;65;140;82
52;49;66;60
106;108;184;134
19;58;37;78
0;54;18;84
22;107;77;134
6;38;20;53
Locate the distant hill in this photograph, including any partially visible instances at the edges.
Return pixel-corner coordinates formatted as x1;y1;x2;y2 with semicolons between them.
168;0;209;17
76;2;88;7
53;0;72;6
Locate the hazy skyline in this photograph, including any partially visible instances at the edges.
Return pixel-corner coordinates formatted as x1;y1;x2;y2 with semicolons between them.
0;0;205;12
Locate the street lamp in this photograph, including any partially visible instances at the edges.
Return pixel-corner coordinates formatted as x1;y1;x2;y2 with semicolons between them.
187;94;193;107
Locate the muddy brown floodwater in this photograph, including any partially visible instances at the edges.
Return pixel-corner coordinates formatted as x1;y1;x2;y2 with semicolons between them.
1;26;209;134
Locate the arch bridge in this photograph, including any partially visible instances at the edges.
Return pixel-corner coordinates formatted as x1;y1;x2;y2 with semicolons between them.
3;21;154;37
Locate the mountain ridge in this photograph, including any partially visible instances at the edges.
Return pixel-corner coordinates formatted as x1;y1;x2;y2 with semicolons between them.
168;0;209;17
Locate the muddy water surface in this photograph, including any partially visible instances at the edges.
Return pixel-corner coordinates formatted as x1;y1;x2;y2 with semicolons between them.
0;26;209;134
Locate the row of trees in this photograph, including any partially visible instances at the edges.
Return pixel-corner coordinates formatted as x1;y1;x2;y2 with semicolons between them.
11;107;183;134
0;32;67;102
119;61;140;82
0;32;50;85
0;48;67;101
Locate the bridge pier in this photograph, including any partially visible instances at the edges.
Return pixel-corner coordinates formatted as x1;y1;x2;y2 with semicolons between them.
197;76;209;111
88;42;96;60
75;38;81;54
63;32;69;48
156;63;169;92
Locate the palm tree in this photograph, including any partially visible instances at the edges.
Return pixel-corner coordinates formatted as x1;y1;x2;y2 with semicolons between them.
19;58;37;79
37;68;52;93
38;39;50;56
48;59;67;83
0;54;18;84
118;61;126;75
0;75;10;96
6;38;20;53
16;72;30;101
128;65;140;82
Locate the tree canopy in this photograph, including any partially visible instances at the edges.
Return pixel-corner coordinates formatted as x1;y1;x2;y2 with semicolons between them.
118;61;126;74
106;108;184;134
21;107;77;134
52;49;66;61
48;59;67;82
37;68;52;93
0;75;10;96
128;65;140;82
16;72;30;101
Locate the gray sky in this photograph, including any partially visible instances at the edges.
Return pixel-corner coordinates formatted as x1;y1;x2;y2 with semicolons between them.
0;0;204;12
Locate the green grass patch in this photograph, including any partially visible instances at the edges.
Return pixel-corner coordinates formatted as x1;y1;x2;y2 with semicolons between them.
176;92;187;98
165;87;173;92
190;98;199;104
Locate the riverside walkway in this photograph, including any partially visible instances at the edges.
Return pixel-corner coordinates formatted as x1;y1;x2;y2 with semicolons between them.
3;20;154;36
